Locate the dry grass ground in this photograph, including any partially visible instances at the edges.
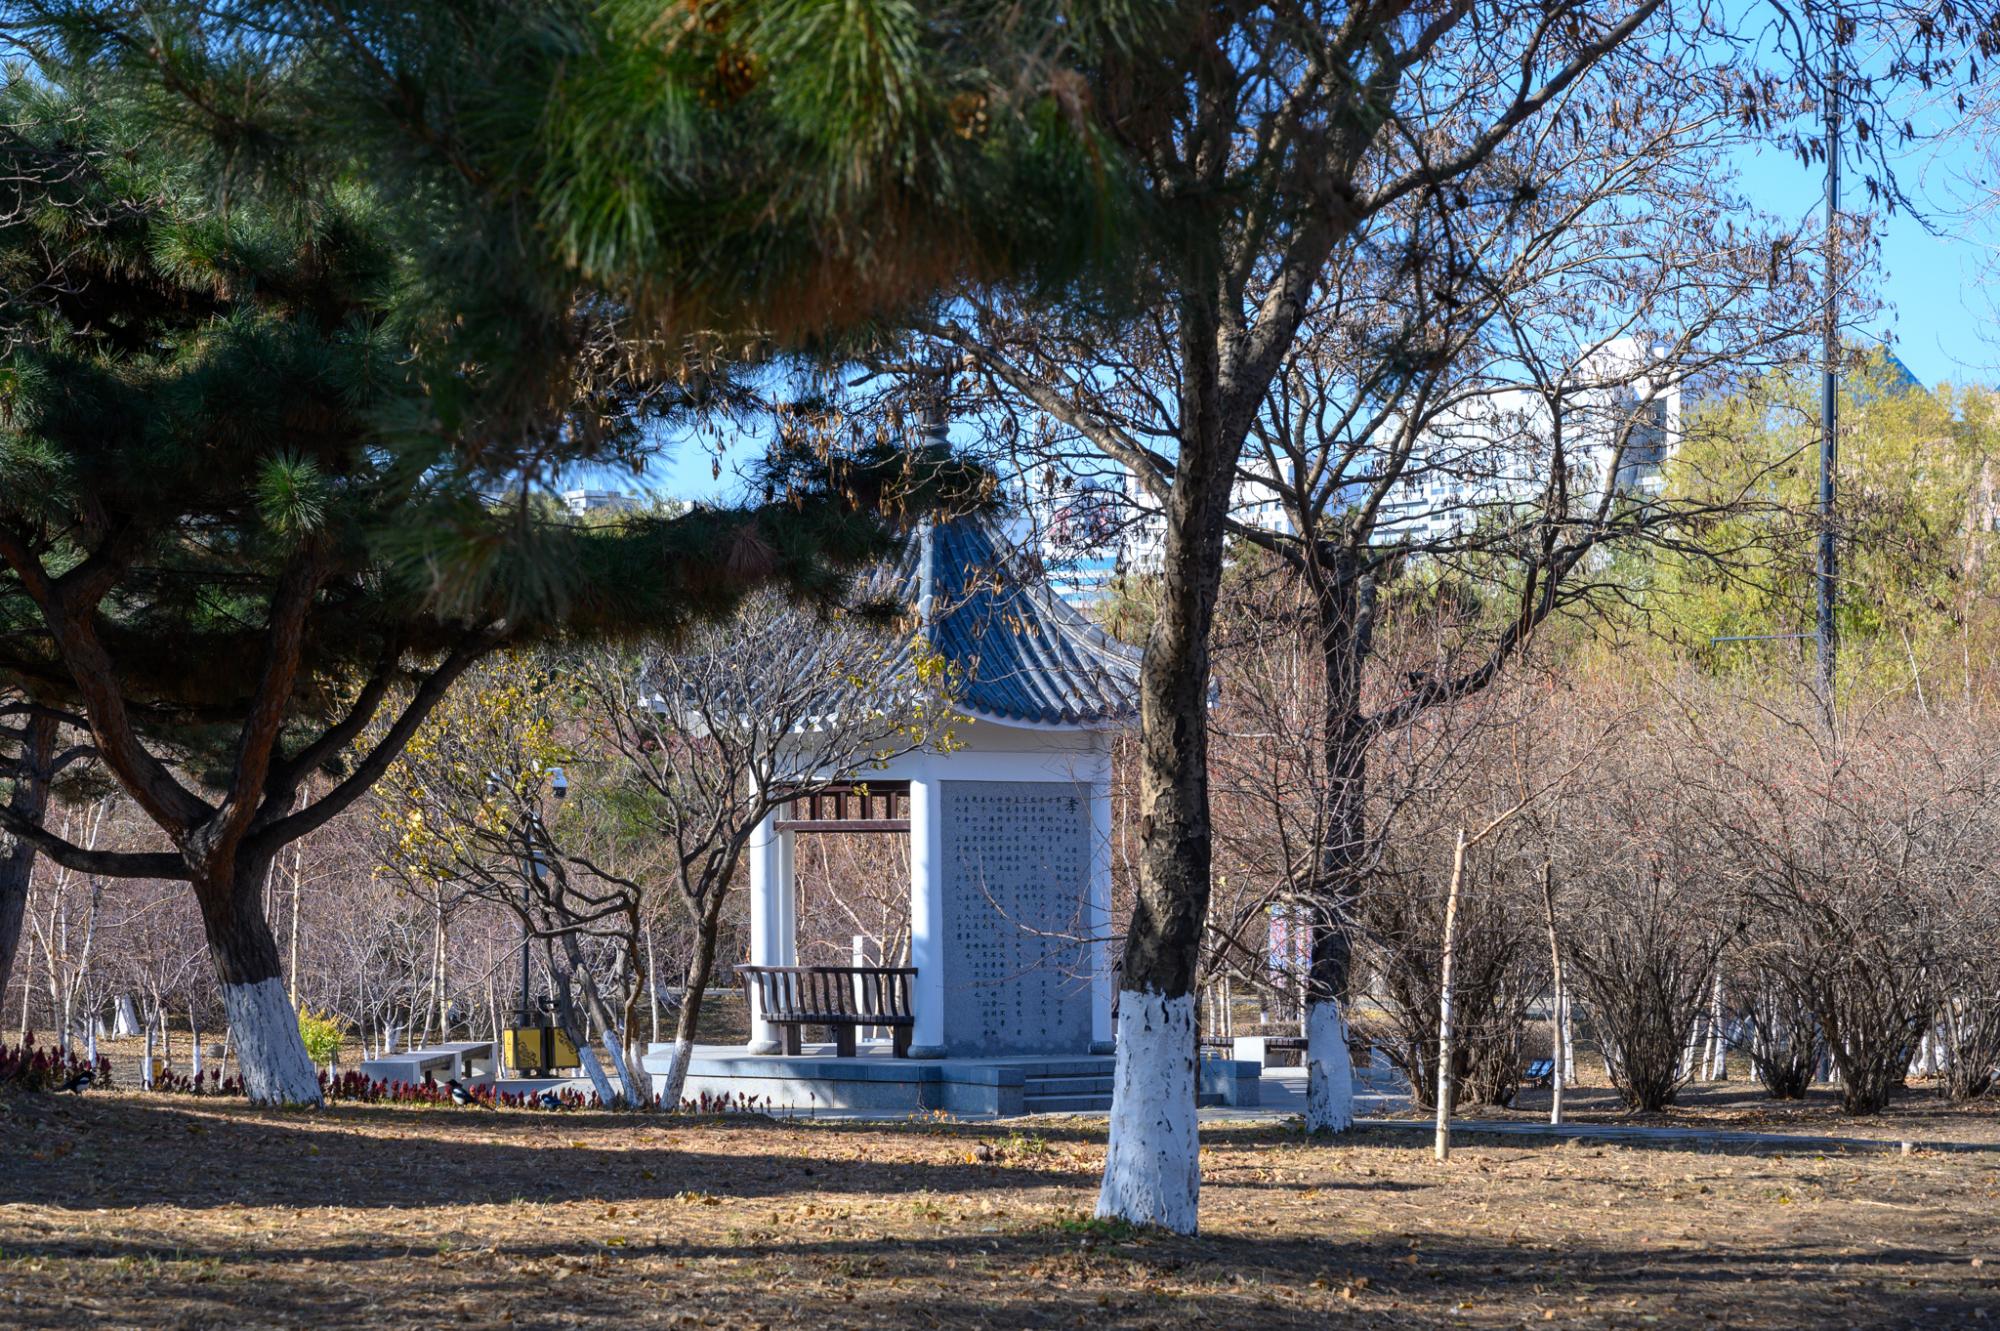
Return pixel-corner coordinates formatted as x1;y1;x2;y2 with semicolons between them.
1405;1077;2000;1146
80;1024;2000;1145
3;1091;1998;1330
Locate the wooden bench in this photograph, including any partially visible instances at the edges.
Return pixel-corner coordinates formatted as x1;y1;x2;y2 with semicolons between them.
1231;1035;1310;1068
1225;1035;1380;1069
737;964;916;1058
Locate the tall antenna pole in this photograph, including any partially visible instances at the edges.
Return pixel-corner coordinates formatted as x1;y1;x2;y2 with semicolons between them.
1817;51;1840;714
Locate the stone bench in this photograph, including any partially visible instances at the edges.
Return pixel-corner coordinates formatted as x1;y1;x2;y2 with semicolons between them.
358;1040;497;1088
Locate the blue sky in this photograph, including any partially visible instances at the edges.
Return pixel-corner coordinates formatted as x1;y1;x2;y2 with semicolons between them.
1734;125;1999;389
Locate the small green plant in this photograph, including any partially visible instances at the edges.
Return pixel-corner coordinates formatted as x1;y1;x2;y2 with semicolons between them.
1047;1213;1143;1242
297;1009;344;1067
1005;1129;1051;1157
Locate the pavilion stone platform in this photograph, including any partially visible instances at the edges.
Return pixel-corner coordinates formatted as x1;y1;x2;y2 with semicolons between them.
642;512;1266;1117
644;1042;1260;1118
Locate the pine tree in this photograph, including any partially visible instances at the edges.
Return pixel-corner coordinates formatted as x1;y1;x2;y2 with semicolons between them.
0;58;986;1101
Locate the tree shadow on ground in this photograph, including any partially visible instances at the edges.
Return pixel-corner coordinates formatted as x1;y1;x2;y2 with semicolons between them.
6;1093;1118;1211
4;1093;1989;1331
0;1211;1982;1331
939;1115;1955;1161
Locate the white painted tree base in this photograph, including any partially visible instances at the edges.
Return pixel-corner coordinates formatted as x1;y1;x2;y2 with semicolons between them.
575;1034;621;1107
601;1026;644;1106
1096;990;1199;1234
222;978;323;1106
651;1037;695;1108
1305;999;1355;1133
113;994;141;1038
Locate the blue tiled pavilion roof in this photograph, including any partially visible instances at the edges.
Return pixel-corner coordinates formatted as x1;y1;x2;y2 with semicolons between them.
896;515;1141;728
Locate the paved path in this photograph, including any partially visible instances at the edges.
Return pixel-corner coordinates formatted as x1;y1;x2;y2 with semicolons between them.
1196;1069;2000;1155
763;1064;1998;1155
1334;1116;2000;1155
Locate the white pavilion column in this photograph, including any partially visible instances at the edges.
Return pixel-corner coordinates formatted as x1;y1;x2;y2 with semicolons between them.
907;771;947;1057
777;827;798;967
1088;746;1116;1053
746;812;787;1054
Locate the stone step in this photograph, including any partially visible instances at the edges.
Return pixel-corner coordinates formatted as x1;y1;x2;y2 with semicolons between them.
1021;1091;1228;1114
1007;1059;1116;1079
1022;1093;1113;1113
1023;1075;1114;1096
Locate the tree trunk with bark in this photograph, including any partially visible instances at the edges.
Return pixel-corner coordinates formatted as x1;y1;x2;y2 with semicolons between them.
553;929;644;1105
192;851;322;1105
1099;303;1233;1234
0;714;55;1003
1304;559;1372;1134
653;886;729;1110
1540;860;1566;1126
548;968;619;1108
287;843;304;1009
1435;828;1468;1162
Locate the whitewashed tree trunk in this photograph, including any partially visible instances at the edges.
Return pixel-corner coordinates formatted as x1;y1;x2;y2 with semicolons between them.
1097;990;1199;1234
652;1036;695;1108
654;908;722;1108
1550;982;1567;1125
431;904;450;1043
143;1023;155;1090
1304;998;1354;1133
47;918;68;1057
192;849;321;1103
1540;859;1566;1124
222;978;323;1105
575;1038;619;1107
485;976;500;1053
600;1025;644;1106
113;993;140;1037
1434;828;1467;1162
190;1006;203;1082
550;933;641;1105
1560;991;1576;1086
1680;990;1710;1083
1707;982;1729;1081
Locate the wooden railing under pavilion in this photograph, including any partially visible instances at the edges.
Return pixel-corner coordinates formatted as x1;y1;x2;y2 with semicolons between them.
771;781;910;834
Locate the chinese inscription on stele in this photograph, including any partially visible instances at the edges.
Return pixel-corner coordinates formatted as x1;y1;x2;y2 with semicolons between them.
939;781;1093;1056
